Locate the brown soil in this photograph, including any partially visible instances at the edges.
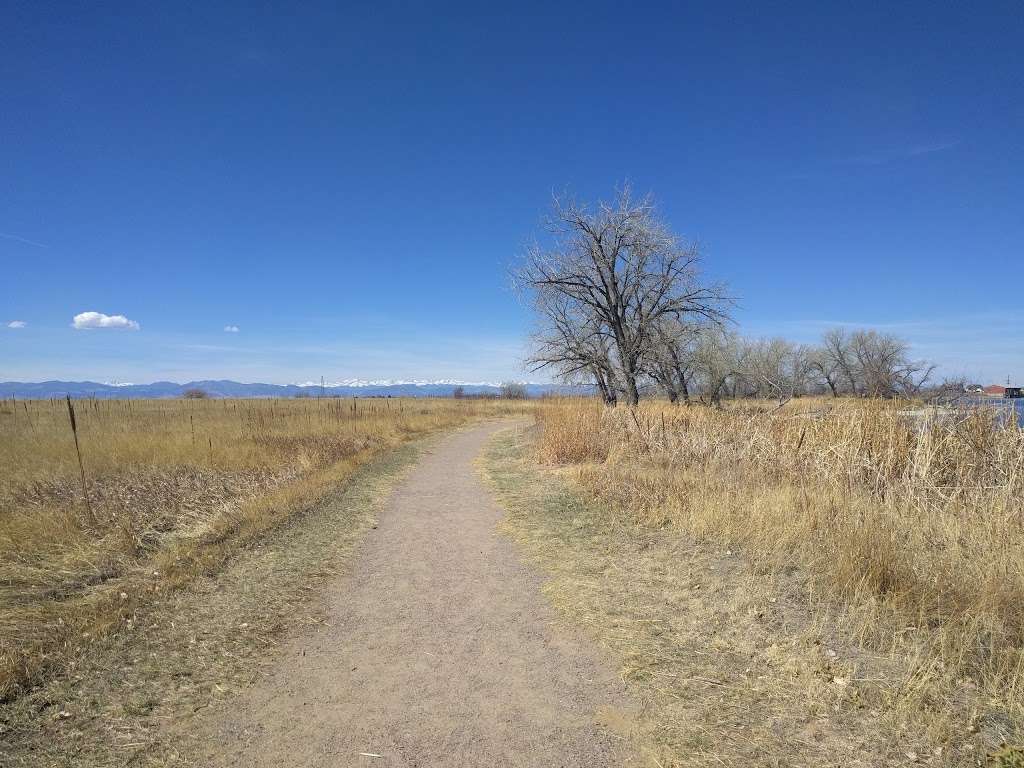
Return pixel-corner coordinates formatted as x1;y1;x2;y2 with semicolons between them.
189;420;635;767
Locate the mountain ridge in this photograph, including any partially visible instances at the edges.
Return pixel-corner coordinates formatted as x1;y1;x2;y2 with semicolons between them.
0;379;583;399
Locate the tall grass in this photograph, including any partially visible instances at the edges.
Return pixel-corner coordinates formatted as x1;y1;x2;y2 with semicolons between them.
536;397;1024;741
0;396;524;700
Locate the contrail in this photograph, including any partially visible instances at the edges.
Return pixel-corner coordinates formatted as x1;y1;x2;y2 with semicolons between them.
0;232;48;248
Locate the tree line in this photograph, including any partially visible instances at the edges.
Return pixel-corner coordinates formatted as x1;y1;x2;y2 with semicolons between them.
516;188;935;405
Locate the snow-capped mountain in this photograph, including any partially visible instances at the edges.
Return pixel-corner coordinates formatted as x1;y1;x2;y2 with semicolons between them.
289;378;509;389
0;379;584;399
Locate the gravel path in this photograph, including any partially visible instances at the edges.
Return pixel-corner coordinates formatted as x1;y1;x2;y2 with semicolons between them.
195;420;633;767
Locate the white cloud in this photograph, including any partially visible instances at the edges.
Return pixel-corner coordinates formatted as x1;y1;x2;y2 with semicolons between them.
0;232;47;248
224;325;240;333
71;311;140;331
7;320;26;329
907;140;959;156
835;140;960;167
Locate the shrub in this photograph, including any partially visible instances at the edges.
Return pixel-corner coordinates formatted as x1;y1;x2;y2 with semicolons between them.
500;382;528;400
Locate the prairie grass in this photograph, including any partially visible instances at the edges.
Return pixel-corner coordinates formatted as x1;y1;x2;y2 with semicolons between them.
532;397;1024;761
3;432;428;766
0;396;524;701
485;426;901;766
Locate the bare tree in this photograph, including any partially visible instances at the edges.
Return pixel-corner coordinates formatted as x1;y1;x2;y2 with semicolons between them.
896;361;937;397
500;381;528;399
811;328;935;398
810;344;844;397
525;287;621;405
645;318;702;404
517;187;730;405
921;376;970;405
745;338;816;404
850;330;935;397
692;327;747;406
819;328;861;395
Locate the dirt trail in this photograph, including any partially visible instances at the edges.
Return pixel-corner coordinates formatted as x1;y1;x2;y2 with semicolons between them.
193;420;633;767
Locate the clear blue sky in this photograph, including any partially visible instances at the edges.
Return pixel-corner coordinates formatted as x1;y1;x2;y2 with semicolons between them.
2;1;1021;384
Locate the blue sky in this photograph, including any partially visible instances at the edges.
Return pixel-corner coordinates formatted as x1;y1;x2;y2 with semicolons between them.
2;1;1021;384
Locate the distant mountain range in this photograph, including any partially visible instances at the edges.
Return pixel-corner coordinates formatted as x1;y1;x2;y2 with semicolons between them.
0;379;586;399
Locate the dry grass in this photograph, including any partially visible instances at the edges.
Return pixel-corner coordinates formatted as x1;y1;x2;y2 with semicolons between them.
0;396;525;703
484;426;903;766
2;432;429;766
512;397;1024;765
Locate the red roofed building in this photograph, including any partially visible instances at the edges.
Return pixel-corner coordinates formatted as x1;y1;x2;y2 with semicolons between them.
983;385;1006;396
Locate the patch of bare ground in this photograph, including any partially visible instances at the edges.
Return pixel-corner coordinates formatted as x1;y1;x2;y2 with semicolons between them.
481;425;998;767
0;437;424;767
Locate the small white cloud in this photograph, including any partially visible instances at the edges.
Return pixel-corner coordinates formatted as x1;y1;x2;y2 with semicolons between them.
907;140;959;156
71;311;140;331
7;320;27;329
224;325;240;333
0;232;47;248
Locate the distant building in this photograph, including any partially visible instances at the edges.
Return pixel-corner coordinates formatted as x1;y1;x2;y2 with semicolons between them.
964;383;984;393
982;384;1023;398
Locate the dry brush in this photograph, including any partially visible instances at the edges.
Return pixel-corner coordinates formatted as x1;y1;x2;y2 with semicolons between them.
0;396;525;701
536;397;1024;755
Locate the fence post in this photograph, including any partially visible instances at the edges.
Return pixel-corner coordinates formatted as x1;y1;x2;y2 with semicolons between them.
66;395;96;525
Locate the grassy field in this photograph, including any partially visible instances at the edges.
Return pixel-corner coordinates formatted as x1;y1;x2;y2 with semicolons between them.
3;433;435;766
0;396;524;705
6;392;1022;765
486;397;1024;766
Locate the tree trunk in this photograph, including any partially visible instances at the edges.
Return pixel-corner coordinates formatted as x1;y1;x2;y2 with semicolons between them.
623;375;640;406
593;369;617;407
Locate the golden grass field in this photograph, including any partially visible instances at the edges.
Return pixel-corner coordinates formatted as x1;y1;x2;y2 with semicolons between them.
4;393;1023;766
0;396;524;704
505;397;1023;765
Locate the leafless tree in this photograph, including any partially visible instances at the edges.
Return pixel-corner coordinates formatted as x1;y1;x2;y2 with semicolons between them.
819;328;861;395
692;327;748;406
500;381;528;399
852;330;935;397
809;344;843;397
745;338;816;404
645;318;702;404
525;287;621;405
921;377;970;405
811;328;935;397
517;187;730;405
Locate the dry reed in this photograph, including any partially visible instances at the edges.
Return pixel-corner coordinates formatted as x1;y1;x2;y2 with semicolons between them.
535;397;1024;753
